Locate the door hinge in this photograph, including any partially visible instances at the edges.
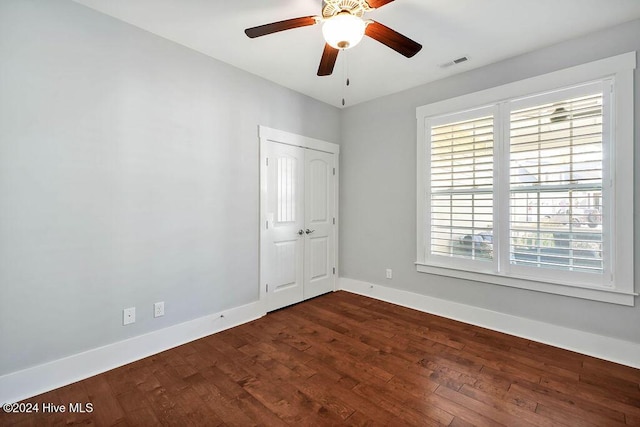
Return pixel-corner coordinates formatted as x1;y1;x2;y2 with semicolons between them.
333;167;336;176
266;158;269;166
266;220;269;230
333;267;336;275
333;217;335;225
266;284;269;293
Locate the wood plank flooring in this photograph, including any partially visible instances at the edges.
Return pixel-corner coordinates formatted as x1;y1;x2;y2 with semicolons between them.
2;291;639;426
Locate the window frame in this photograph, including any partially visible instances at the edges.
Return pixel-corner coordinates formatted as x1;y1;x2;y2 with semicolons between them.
505;81;610;288
425;105;498;275
416;52;636;306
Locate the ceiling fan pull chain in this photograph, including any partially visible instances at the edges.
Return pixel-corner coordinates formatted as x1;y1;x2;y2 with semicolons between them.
342;50;350;106
345;48;350;86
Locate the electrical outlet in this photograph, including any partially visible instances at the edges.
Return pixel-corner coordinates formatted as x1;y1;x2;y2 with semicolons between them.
123;307;136;325
386;269;393;279
154;302;165;318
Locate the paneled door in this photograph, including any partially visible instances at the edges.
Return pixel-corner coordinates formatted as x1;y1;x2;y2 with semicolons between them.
303;148;335;300
260;127;338;312
262;141;305;312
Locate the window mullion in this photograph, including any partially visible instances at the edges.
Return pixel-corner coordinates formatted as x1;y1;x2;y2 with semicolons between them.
495;102;511;275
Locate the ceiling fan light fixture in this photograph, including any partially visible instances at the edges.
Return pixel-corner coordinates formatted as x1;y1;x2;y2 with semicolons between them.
322;11;366;49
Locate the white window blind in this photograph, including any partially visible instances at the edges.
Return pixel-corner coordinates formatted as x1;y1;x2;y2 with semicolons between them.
430;113;494;261
509;92;604;274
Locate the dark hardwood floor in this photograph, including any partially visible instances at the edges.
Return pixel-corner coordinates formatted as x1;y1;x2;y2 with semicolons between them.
2;291;640;426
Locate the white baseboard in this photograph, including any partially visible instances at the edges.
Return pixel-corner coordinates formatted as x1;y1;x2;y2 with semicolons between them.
339;277;640;369
0;301;265;405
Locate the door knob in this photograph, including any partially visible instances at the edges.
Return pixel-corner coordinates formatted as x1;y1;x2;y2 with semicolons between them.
297;229;305;236
305;229;315;235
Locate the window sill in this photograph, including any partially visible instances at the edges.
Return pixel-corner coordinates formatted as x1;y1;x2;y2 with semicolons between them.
415;262;636;306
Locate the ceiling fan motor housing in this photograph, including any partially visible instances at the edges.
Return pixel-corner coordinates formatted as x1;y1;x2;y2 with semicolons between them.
322;0;370;18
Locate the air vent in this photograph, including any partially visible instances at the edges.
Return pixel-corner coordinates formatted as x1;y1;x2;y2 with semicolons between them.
440;56;469;68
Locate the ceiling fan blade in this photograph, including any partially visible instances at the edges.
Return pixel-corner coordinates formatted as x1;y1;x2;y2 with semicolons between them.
365;21;422;58
317;44;339;76
245;16;318;38
366;0;395;8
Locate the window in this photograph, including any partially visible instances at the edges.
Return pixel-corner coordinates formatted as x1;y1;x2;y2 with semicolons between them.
508;86;605;284
430;112;494;261
428;107;496;269
416;52;635;305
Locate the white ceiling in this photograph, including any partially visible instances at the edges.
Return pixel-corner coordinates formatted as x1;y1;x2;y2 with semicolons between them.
72;0;640;108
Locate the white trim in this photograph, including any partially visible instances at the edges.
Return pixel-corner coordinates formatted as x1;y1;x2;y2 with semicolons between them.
611;67;635;295
0;301;264;405
339;277;640;369
415;263;636;306
416;106;427;264
333;152;340;289
259;125;340;155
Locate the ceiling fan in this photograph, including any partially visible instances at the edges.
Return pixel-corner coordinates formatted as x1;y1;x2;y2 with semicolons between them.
244;0;422;76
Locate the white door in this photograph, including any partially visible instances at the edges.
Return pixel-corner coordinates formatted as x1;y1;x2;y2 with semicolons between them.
262;142;305;312
261;132;337;312
303;149;335;299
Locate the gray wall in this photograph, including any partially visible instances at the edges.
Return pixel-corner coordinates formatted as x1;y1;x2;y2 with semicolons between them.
0;0;340;375
340;19;640;343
